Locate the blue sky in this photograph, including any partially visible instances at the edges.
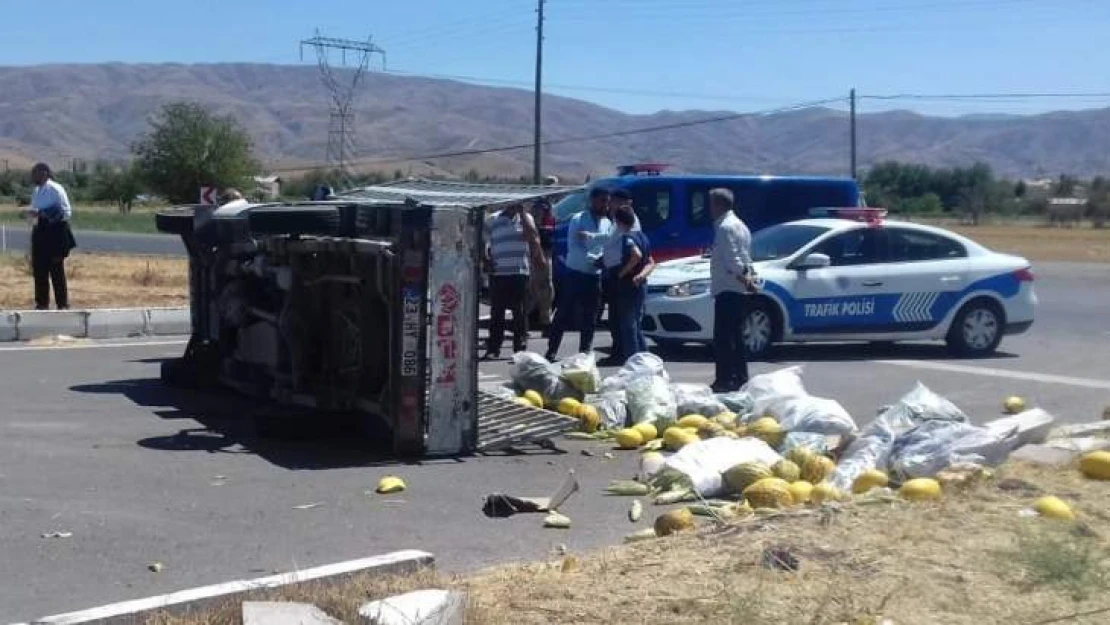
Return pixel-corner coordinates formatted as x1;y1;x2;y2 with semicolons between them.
3;0;1109;117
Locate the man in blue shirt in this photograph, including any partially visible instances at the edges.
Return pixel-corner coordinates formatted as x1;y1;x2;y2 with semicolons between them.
608;205;654;364
545;187;612;361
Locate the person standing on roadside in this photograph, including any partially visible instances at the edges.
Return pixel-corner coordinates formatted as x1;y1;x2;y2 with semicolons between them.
546;187;611;361
23;163;76;310
529;198;556;329
484;201;546;360
600;188;641;365
609;205;654;364
708;188;755;392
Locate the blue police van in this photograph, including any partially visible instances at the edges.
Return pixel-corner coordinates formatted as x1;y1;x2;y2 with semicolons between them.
551;164;863;276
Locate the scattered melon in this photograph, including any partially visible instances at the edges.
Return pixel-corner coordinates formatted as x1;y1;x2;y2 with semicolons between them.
632;422;659;442
576;404;601;433
1079;450;1110;481
556;397;582;416
772;459;801;483
663;426;699;451
749;417;785;447
712;411;739;428
788;480;814;505
1032;496;1075;521
811;482;845;504
654;508;695;537
852;469;890;494
615;428;645;450
800;454;836;484
1003;395;1027;415
677;414;710;429
522;390;544;408
723;462;773;494
743;477;794;509
899;478;942;502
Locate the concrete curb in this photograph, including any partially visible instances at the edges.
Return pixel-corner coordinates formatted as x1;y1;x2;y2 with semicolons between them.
20;549;435;625
0;307;190;342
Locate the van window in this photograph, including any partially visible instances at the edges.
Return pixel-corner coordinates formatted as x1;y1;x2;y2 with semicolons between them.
689;184;763;227
553;190;587;221
631;185;671;231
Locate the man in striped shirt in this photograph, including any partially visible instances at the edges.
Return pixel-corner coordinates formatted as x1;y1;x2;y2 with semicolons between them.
484;201;546;360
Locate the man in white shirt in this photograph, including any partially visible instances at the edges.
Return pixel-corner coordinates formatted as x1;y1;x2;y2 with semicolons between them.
24;163;76;309
708;188;755;392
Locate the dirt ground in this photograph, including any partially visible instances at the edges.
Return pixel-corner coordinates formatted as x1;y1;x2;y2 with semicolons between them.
147;461;1110;625
0;252;188;310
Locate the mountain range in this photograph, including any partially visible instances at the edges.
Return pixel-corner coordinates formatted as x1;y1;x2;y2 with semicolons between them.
1;63;1108;179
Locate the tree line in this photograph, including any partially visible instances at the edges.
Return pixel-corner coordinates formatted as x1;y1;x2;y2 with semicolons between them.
862;161;1109;226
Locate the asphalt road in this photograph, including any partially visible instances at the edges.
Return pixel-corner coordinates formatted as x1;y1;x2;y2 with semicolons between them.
1;224;185;256
1;262;1108;621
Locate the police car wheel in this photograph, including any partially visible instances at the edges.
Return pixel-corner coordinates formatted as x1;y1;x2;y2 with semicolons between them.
743;302;776;359
946;299;1003;357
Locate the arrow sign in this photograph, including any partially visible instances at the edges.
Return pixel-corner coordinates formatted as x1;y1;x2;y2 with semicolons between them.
199;186;217;205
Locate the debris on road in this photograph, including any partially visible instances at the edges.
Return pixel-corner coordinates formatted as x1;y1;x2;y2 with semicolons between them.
148;562;164;573
481;470;579;518
1003;395;1027;414
628;500;642;523
543;511;571;529
40;531;72;539
376;476;407;494
293;502;324;510
242;601;343;625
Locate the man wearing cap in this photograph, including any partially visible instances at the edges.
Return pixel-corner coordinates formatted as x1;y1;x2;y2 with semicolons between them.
546;187;612;361
23;163;77;310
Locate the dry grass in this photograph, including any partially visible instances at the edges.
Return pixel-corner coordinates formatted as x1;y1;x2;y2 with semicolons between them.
915;220;1110;264
143;462;1110;625
0;252;188;310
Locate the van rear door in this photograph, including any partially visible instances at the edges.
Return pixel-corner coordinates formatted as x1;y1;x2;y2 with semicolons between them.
627;181;680;256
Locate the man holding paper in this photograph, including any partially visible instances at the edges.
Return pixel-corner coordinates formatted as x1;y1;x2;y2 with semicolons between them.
23;163;77;309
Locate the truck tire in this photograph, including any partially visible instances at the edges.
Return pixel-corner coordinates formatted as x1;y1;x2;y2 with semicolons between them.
247;207;341;236
155;207;196;235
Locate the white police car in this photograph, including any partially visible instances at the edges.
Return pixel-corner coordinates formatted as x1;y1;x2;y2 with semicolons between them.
642;208;1036;358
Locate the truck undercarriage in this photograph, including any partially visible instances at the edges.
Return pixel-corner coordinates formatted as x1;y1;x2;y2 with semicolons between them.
156;180;580;456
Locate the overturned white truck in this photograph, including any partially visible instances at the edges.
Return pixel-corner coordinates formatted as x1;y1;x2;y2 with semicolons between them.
154;179;578;456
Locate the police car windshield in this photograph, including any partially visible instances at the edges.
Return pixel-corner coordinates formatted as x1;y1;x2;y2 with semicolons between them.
751;224;830;261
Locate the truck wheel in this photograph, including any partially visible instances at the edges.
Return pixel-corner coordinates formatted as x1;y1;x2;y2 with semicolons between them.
155;207;196;235
247;207;341;236
160;358;197;389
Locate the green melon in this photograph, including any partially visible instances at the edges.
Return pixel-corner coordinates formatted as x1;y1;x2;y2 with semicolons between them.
723;462;773;494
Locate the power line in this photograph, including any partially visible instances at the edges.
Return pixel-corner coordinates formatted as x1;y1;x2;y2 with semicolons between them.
269;96;847;174
863;91;1110;101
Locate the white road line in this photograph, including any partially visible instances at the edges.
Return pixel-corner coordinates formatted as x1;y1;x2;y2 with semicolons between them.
878;359;1110;390
0;339;188;353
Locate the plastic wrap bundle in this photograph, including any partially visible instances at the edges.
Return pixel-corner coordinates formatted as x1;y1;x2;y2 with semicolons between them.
864;382;967;439
626;375;678;427
774;396;858;437
560;352;601;395
587;390;630;430
743;366;808;417
599;352;670;394
888;420;1017;480
715;390;754;415
827;431;896;493
662;437;783;497
671;383;729;417
510;352;580;404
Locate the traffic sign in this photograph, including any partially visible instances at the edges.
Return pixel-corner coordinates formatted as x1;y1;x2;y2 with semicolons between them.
199;186;217;205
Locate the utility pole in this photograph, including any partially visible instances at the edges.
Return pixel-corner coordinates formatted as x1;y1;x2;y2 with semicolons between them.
533;0;546;184
849;88;858;180
301;30;386;189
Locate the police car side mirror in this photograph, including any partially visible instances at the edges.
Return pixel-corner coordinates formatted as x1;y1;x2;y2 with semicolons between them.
794;253;831;270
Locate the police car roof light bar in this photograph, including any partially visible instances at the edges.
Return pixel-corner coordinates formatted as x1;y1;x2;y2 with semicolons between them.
809;207;888;223
617;163;670;176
